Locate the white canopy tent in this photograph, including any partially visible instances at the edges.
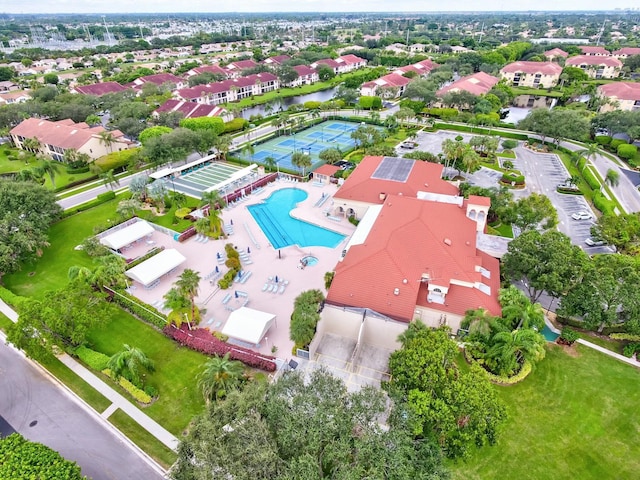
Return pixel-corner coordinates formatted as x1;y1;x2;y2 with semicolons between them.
222;307;276;345
125;249;186;287
100;220;155;251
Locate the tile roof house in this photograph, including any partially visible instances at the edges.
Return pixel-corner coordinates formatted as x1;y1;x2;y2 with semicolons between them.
225;59;259;77
132;73;186;90
360;73;411;98
175;73;279;105
436;72;499;97
153;99;232;121
393;58;437;78
311;58;342;74
579;46;610;56
565;55;623;79
499;61;563;88
325;156;500;330
73;81;129;96
184;64;229;78
543;48;569;60
263;54;291;66
597;82;640;113
10;118;132;162
289;65;319;87
0;90;31;105
0;81;19;92
613;47;640;59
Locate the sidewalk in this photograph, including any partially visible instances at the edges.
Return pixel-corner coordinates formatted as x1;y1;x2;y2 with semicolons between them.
0;299;179;452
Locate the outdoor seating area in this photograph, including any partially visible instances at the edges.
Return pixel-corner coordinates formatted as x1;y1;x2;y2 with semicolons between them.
222;290;250;311
262;276;288;294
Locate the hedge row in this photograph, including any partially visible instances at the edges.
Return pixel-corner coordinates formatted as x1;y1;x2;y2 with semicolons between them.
433;122;530;140
61;191;118;218
582;167;601;191
103;368;152;404
593;191;616;215
556;186;583;195
0;287;25;311
109;290;167;330
125;246;164;269
463;348;532;385
74;345;110;371
94;148;140;172
163;324;277;372
53;175;99;193
65;165;90;174
610;333;640;341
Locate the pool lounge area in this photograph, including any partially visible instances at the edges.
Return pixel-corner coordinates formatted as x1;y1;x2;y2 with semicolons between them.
247;188;346;249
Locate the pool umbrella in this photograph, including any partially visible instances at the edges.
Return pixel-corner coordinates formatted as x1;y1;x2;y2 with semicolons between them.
216;252;221;259
215;266;219;273
235;291;239;299
247;247;251;254
275;275;279;283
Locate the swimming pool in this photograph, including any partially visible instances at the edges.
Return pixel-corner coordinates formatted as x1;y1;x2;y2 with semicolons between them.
247;188;346;249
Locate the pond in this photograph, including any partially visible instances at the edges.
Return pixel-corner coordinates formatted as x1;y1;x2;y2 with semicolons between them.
241;87;338;119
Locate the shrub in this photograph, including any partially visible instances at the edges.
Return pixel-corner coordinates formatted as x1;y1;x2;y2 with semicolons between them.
74;345;110;371
425;107;459;120
61;192;123;218
594;135;611;146
65;165;90;174
125;246;164;269
225;257;241;270
610;333;640;341
103;368;152;404
212;331;229;342
175;207;192;219
223;118;249;133
501;172;525;185
501;139;518;150
582;167;601;191
464;348;532;385
179;117;224;135
109;289;167;329
0;286;26;311
622;343;640;358
617;144;638;161
610;139;626;150
592;191;615;215
163;324;277;371
303;101;321;110
144;385;158;398
94;148;141;173
97;190;116;202
558;327;579;346
290;289;324;347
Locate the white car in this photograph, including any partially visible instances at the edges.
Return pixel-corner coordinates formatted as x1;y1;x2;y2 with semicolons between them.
571;211;592;221
585;238;605;247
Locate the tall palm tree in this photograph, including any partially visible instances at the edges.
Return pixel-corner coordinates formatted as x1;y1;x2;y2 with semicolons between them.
38;159;61;189
92;254;126;290
264;155;277;173
100;169;120;190
291;151;312;177
213;135;232;161
198;353;244;402
163;287;190;313
98;131;117;154
605;169;620;187
107;344;155;386
461;308;499;340
487;329;546;376
176;269;201;323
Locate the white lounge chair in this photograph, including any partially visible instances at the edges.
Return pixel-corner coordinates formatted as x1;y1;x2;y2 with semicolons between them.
262;283;269;292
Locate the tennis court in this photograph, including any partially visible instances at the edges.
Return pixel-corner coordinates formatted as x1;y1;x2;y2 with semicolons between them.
238;120;376;173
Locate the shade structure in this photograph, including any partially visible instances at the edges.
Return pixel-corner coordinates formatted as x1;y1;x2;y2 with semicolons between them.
100;220;155;251
222;307;276;345
125;249;186;286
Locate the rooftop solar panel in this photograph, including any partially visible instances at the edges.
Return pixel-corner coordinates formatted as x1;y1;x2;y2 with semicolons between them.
370;157;414;183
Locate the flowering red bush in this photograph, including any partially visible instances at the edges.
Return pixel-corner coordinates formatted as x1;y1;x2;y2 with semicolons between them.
163;324;277;372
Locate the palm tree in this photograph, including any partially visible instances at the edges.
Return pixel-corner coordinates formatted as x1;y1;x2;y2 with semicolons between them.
38;159;61;189
98;131;117;154
578;143;599;165
170;191;187;208
107;344;155;386
15;169;40;183
291;151;312;177
92;254;126;290
264;155;277;173
213;135;232;161
461;308;499;340
163;287;190;313
100;169;120;190
605;169;620;187
242;142;255;161
198;353;245;402
176;269;201;323
487;329;546;376
67;265;93;284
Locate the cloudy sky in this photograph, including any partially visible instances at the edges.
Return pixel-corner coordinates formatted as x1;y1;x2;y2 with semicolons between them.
1;1;634;14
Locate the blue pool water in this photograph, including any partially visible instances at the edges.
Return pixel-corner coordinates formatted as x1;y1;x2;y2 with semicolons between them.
541;324;560;342
248;188;346;249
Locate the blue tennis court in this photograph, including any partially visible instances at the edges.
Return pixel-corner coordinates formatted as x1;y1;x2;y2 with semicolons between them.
236;120;382;173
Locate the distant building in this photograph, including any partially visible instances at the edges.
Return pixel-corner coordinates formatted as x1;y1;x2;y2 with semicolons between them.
565;55;623;79
263;54;291;66
0;90;31;105
360;73;411;98
597;82;640;113
153;99;232;121
73;81;129;96
436;72;499;97
579;46;610;56
184;64;229;78
10;118;132;162
289;65;319;87
175;73;279;105
392;59;437;78
612;47;640;59
499;61;563;88
131;73;186;90
311;55;367;75
543;48;569;61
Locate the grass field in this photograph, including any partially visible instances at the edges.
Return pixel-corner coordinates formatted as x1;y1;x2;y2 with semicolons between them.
450;344;640;480
108;408;178;469
86;307;207;436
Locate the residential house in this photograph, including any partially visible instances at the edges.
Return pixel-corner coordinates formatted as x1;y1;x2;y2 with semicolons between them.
499;61;563;88
311;55;367;75
565;55;622;79
73;81;129;96
393;59;437;78
0;81;19;92
132;73;186;90
153;99;233;121
597;82;640;113
289;65;319;87
0;90;31;105
10;118;132;162
436;72;499;97
175;72;279;105
263;55;291;66
613;47;640;59
360;73;411;98
311;58;342;75
225;59;259;77
324;156;500;335
543;48;569;61
184;64;230;78
579;46;610;56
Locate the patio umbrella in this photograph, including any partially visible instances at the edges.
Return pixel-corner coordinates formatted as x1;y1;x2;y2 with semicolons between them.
275;275;279;284
247;247;251;254
215;266;219;273
235;291;239;299
216;252;221;259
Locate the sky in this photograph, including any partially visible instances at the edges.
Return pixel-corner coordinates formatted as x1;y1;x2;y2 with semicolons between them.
1;1;636;14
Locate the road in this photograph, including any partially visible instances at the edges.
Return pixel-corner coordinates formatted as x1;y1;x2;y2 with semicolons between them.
0;339;165;480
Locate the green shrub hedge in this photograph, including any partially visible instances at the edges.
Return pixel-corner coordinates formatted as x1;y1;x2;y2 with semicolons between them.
109;290;167;329
593;191;616;215
610;139;626;150
61;191;122;218
610;333;640;341
0;287;25;311
595;135;612;146
501;172;525;185
582;167;601;190
425;108;459;120
622;343;640;358
223;118;248;133
103;368;152;404
617;144;638;160
65;165;90;174
94;148;140;173
463;348;532;385
74;345;110;371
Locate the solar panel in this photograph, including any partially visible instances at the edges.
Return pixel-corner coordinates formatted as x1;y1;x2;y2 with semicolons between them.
370;157;414;183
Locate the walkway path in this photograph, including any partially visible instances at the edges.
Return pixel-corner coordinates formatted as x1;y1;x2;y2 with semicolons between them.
576;338;640;368
0;298;179;452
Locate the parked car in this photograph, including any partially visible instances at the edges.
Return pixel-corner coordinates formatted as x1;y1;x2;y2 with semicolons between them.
571;211;592;221
400;141;418;149
585;238;605;247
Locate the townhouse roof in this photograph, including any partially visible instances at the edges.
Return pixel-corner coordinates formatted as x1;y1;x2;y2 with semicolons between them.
334;156;458;204
565;55;623;67
544;48;569;58
10;118;127;150
597;81;640;101
361;73;411;91
436;72;499;96
313;58;341;68
176;72;278;101
154;99;227;119
579;46;610;55
337;54;366;65
500;61;563;75
613;47;640;56
313;164;340;177
227;59;259;70
326;193;501;321
74;81;128;96
187;65;229;77
292;65;317;76
134;73;183;86
264;54;291;65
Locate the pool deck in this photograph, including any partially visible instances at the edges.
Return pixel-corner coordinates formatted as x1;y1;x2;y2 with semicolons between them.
126;178;356;358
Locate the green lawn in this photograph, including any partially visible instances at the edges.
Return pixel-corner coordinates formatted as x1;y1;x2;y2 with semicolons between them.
86;307;207;436
2;197;123;298
108;408;178;469
449;344;640;480
497;150;516;159
488;223;514;238
511;86;563;98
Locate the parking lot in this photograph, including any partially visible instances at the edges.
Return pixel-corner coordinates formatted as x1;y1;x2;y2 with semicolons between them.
399;130;614;254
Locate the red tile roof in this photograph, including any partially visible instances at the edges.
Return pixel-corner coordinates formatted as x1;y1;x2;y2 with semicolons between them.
436;72;499;97
154;99;227;119
227;59;259;70
189;65;229;77
338;54;367;65
326;194;501;321
613;47;640;56
334;156;458;204
293;65;317;76
597;82;640;102
264;55;291;65
74;81;128;96
176;73;278;101
544;48;568;58
579;46;610;55
361;73;411;91
135;73;183;86
500;61;563;75
468;195;491;207
314;58;340;69
566;55;623;68
314;164;340;177
10;118;127;151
